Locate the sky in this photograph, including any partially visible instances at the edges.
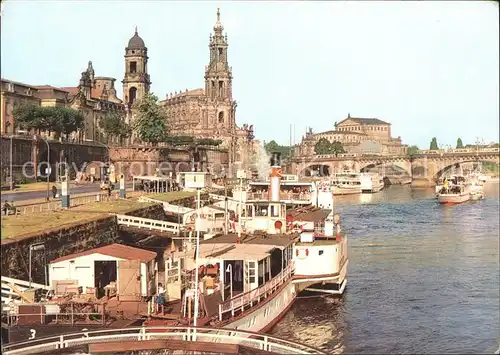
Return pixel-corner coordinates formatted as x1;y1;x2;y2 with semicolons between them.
1;1;499;148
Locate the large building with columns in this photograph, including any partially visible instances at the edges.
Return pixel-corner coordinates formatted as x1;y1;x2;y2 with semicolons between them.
294;113;408;156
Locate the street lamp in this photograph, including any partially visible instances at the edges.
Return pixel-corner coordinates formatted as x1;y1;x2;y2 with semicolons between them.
29;242;46;290
225;264;233;301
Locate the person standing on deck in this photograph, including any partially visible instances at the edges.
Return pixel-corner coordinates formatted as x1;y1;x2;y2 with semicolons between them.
155;283;165;314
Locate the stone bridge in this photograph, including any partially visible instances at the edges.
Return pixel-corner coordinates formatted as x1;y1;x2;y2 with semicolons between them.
289;149;500;186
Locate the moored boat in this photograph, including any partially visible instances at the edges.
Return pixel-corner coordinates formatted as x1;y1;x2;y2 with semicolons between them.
330;173;362;196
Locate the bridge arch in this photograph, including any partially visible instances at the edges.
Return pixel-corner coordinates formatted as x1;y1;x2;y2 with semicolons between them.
359;161;411;176
433;159;498;180
300;163;332;177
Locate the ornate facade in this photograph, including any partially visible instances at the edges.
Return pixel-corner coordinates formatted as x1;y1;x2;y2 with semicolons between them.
2;10;256;172
295;114;408;156
159;9;255;169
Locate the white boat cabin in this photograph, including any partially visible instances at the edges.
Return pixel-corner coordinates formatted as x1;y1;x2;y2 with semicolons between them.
238;201;288;234
246;180;316;205
170;232;296;323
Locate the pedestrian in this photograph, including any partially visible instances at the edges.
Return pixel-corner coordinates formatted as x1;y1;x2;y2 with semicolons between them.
155;283;165;314
52;185;57;199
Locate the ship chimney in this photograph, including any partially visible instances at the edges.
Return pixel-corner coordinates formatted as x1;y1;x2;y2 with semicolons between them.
269;152;282;201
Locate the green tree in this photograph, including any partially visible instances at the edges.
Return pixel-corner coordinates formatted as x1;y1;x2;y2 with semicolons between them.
13;104;44;133
132;93;169;144
456;138;464;149
99;112;131;143
264;140;293;158
429;137;439;150
407;145;419;155
264;140;280;153
13;104;83;139
331;141;346;156
314;138;332;155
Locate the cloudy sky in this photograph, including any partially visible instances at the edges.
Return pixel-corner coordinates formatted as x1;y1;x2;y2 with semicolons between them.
1;1;498;148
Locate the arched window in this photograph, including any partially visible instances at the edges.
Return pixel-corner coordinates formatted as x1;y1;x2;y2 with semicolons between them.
218;111;224;123
129;87;137;104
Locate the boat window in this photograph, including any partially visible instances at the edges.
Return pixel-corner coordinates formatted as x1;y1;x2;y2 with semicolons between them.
245;206;253;217
256;207;267;216
270;205;279;217
318;250;324;256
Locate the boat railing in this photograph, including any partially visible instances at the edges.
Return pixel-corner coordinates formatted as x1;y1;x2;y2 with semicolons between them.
116;214;182;234
218;261;295;321
0;325;325;355
248;192;311;201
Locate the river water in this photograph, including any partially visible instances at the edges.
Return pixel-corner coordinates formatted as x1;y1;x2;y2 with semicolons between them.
271;183;500;354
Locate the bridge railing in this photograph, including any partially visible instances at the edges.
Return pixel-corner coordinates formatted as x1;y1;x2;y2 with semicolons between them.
116;214;181;234
0;325;325;355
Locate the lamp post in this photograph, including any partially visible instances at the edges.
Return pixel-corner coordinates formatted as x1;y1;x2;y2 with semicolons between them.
225;264;233;301
29;242;46;290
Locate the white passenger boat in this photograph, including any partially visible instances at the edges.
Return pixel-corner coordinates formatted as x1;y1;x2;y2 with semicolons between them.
359;173;383;193
330;173;362;195
436;179;470;204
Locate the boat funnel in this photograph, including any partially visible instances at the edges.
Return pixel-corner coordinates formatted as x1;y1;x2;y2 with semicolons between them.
269;152;282;201
269;152;282;167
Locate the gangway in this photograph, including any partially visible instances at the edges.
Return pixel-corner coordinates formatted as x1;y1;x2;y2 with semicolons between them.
116;214;186;236
1;276;50;311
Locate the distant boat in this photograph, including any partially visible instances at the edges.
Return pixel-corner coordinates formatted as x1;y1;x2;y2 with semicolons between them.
436;176;470;204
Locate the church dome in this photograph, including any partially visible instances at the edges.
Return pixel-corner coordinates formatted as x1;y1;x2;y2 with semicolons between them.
127;28;145;49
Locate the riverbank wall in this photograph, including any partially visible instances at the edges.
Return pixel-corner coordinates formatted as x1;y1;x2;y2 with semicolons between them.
1;194;204;283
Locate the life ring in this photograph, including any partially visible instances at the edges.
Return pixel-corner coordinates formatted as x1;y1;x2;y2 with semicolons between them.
274;220;283;230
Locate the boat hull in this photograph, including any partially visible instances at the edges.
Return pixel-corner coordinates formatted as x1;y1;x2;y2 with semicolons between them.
332;186;361;196
292;259;348;296
221;280;297;333
437;193;470;204
470;192;484;201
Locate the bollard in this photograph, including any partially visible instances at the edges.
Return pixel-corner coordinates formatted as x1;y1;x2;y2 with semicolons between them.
61;177;70;208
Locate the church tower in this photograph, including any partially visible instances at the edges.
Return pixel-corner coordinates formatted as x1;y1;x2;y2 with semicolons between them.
122;27;151;107
204;9;234;130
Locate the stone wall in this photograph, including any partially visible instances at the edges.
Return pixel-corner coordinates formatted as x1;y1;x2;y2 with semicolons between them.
0;136;107;184
0;203;166;283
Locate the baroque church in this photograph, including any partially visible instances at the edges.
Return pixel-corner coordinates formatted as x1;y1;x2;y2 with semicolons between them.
0;9;255;172
123;9;255;168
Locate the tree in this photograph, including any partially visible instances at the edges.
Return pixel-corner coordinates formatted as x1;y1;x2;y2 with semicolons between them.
331;141;346;156
12;104;83;139
132;93;169;144
407;145;419;156
264;140;293;158
429;137;439;150
264;140;280;153
314;139;345;156
314;138;332;155
99;112;131;143
13;103;44;133
456;138;464;149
